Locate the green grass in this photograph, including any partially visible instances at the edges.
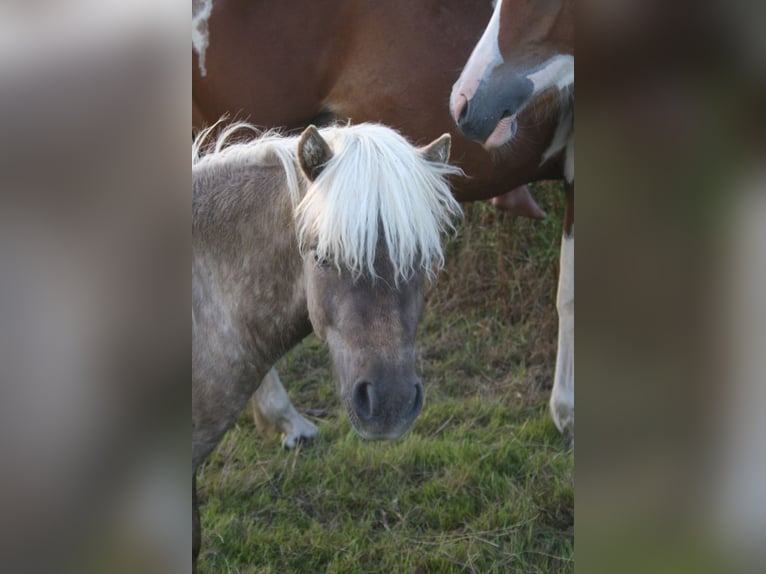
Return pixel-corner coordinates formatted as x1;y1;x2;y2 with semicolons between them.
198;184;573;573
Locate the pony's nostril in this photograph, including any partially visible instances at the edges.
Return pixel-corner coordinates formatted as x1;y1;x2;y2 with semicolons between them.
352;381;375;421
410;382;424;418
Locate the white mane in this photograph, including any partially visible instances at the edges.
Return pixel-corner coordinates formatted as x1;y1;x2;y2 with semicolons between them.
192;121;463;283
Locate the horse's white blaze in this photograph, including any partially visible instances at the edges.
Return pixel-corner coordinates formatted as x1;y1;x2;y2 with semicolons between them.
192;0;214;77
550;228;574;440
252;370;318;450
449;0;503;117
526;55;574;95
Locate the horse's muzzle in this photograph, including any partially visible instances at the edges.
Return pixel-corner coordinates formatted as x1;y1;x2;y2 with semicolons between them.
454;66;533;145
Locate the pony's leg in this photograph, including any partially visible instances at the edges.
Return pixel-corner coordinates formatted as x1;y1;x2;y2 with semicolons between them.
550;229;574;443
251;368;318;449
193;371;260;568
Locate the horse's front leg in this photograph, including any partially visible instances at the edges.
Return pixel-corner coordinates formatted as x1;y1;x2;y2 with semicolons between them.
550;228;574;443
251;368;318;449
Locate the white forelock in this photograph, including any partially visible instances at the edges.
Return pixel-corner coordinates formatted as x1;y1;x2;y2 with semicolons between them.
297;124;463;283
192;121;463;283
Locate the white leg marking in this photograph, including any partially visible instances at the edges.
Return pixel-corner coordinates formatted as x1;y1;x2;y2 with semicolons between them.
192;0;214;77
550;229;574;442
252;369;318;449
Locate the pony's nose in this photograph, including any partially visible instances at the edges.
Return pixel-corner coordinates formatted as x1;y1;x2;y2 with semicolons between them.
351;379;423;424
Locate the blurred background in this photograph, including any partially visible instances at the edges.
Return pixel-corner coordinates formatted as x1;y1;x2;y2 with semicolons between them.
0;0;763;572
577;1;765;572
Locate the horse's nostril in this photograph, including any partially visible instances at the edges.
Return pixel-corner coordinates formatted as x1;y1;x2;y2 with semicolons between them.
452;93;470;125
457;98;469;124
352;381;375;421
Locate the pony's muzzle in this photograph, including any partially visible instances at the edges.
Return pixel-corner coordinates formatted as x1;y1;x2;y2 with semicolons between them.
350;378;423;439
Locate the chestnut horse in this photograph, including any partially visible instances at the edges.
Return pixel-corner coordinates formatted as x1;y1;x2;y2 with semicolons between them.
192;0;571;445
192;0;564;206
451;0;574;441
193;121;461;569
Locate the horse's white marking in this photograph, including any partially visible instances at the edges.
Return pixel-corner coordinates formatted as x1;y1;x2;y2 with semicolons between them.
252;369;318;449
542;105;571;162
550;228;574;442
193;121;463;284
449;0;503;118
526;55;575;167
542;105;575;184
192;0;213;77
538;60;574;437
526;55;574;95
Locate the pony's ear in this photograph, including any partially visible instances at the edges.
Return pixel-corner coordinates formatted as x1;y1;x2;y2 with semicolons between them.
420;133;451;164
298;125;333;181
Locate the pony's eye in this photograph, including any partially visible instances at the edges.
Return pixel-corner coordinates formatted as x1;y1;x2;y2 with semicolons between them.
312;250;332;268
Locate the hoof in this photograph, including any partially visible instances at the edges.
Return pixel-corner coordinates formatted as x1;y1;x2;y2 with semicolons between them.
281;415;319;450
550;398;574;446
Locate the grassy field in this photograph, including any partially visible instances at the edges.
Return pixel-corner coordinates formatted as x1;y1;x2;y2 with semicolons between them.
197;183;573;573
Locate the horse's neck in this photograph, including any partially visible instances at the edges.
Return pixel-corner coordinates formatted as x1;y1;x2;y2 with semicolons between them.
192;164;311;371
